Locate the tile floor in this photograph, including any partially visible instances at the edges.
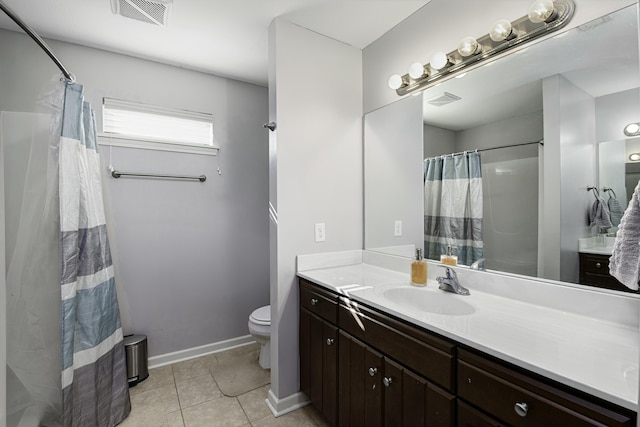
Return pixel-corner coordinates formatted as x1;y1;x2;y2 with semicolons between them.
119;343;329;427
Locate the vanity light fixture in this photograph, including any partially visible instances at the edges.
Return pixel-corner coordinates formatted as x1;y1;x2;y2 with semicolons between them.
429;52;452;70
388;0;575;96
528;0;557;24
629;153;640;161
624;122;640;137
408;62;428;79
457;36;482;57
490;19;516;42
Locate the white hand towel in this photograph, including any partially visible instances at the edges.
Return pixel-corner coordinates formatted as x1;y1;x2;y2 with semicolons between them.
609;181;640;290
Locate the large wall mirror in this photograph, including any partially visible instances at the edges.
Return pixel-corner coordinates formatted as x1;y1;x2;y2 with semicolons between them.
364;3;640;289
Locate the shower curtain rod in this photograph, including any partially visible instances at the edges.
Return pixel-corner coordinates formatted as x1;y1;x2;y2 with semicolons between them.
0;0;74;81
427;140;544;160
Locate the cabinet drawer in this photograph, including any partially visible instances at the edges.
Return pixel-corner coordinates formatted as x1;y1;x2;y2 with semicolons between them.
339;302;455;391
582;254;611;275
458;349;634;427
300;279;338;324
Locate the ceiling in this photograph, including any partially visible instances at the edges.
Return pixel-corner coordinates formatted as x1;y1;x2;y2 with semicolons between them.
0;0;428;86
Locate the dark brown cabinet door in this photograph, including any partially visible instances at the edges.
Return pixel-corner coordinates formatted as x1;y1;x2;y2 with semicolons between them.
457;401;506;427
299;308;338;426
384;357;455;427
338;331;383;427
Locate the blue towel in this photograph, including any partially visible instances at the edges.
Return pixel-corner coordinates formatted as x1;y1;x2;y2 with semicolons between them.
589;196;612;229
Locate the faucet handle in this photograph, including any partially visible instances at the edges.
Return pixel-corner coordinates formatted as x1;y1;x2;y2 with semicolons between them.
438;264;457;280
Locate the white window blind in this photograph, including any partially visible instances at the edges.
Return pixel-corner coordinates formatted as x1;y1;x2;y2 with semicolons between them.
102;98;219;154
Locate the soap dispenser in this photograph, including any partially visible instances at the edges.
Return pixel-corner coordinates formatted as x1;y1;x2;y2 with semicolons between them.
440;245;458;266
411;248;427;287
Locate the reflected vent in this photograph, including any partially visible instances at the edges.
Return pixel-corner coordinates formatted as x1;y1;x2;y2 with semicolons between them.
111;0;172;26
425;92;462;107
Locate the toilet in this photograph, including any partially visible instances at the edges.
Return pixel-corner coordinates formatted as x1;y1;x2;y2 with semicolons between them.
248;305;271;369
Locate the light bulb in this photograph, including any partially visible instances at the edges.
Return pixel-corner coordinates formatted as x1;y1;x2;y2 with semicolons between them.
457;37;481;57
528;0;556;23
624;123;640;136
388;74;405;90
430;52;450;70
490;19;514;41
408;62;427;79
630;153;640;161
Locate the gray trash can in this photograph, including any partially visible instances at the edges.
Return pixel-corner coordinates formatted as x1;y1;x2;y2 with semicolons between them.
124;334;148;386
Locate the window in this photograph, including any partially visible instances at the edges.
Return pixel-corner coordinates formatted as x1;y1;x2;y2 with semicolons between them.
101;98;219;155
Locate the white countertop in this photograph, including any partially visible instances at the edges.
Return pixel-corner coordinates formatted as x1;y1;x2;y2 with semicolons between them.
297;258;639;411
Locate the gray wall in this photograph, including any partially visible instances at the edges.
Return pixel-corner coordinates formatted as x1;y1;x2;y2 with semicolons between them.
0;29;269;357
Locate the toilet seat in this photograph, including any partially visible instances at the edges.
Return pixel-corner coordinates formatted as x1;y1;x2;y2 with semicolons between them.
250;305;270;326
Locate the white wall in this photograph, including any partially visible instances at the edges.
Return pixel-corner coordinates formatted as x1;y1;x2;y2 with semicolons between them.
362;0;636;114
365;95;423;254
596;88;640;143
0;29;270;357
542;75;596;283
423;124;455;158
268;19;362;407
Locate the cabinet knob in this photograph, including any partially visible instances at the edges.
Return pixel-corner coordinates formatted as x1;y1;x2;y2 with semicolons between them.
310;298;318;306
595;262;602;268
514;402;528;417
383;377;392;387
326;338;334;346
368;367;378;376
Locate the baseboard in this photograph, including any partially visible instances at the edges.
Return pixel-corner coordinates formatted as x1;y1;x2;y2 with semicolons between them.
265;388;310;417
148;335;256;369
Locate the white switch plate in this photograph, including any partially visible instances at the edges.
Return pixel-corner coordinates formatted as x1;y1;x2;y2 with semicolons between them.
394;220;402;237
314;223;326;242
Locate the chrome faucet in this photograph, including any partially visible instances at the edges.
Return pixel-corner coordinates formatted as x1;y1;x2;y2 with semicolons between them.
436;266;470;296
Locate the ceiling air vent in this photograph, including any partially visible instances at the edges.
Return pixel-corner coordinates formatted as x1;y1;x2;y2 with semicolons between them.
425;92;462;107
110;0;172;26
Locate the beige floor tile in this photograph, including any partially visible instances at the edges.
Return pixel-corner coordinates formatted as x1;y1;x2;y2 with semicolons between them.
181;396;249;427
251;407;317;427
130;383;180;414
130;364;174;395
118;404;180;427
176;374;223;409
214;342;260;363
236;384;271;422
166;410;185;427
172;355;216;382
210;350;270;397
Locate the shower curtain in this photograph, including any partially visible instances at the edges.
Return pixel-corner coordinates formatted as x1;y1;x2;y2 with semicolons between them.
58;82;130;426
424;152;484;265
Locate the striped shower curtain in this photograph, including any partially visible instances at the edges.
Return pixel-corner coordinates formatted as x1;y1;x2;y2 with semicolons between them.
424;152;484;265
58;82;130;426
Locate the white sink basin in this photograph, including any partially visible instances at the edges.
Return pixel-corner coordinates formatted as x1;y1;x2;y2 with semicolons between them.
382;287;475;316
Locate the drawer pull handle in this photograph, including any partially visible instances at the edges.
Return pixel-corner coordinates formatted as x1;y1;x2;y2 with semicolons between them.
368;367;378;376
310;298;318;306
326;338;334;346
514;402;528;417
467;378;472;384
595;262;602;268
383;377;392;387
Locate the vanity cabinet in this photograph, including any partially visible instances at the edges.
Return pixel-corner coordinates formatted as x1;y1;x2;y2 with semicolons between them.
299;280;339;425
298;277;636;427
457;349;635;427
578;252;630;292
